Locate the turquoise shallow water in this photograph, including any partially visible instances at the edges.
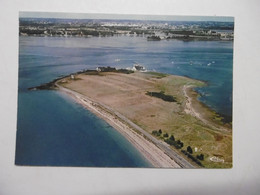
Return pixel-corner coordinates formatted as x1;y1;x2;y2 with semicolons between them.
16;90;152;167
16;36;233;167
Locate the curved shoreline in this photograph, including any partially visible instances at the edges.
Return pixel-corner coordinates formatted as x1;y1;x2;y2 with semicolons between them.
183;85;231;132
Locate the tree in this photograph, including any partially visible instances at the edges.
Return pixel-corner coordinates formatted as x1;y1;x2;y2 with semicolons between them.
152;130;158;135
176;140;183;148
163;133;169;137
197;154;204;161
170;135;175;141
187;146;193;154
158;129;162;134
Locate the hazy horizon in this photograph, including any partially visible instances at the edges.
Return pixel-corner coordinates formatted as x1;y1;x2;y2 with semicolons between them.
19;11;234;22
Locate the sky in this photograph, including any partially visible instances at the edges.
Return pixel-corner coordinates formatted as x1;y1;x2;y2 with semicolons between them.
19;11;234;22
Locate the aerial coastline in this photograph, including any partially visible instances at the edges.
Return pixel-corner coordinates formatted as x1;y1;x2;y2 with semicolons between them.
31;67;232;168
16;14;233;168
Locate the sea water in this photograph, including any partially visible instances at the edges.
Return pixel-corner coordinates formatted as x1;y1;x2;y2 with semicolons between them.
16;36;233;166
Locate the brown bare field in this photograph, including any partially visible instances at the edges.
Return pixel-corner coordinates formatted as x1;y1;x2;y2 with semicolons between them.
59;72;232;168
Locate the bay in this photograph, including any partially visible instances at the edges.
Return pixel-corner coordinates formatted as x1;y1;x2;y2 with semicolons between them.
16;35;233;166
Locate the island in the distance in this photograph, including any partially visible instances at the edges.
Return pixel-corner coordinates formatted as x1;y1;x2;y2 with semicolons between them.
30;67;232;168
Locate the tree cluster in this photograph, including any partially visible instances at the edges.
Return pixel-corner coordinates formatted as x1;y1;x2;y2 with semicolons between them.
181;146;205;167
147;35;161;41
181;150;203;166
152;129;162;136
165;138;184;149
146;91;176;102
151;129;204;167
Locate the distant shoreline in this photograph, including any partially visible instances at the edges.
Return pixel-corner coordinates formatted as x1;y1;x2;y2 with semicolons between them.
19;34;234;42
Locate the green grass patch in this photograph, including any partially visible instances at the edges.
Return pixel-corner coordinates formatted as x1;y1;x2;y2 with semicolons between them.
145;72;168;78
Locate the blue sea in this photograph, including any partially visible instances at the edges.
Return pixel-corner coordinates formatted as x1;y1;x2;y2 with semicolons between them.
15;36;233;167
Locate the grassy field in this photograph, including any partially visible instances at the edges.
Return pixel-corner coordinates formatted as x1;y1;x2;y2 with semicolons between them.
59;71;232;168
